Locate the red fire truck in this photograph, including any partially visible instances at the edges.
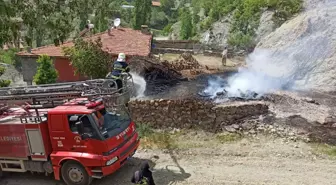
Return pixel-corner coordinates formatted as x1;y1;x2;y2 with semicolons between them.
0;76;140;185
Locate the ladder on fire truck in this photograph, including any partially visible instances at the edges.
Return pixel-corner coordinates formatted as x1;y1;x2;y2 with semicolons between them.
0;73;135;122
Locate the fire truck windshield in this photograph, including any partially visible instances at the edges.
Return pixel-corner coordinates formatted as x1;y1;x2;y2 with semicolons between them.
92;107;131;139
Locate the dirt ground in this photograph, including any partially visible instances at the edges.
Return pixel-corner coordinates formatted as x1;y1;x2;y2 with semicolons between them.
2;132;336;185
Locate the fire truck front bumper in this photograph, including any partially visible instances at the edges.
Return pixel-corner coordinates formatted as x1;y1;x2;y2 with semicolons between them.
100;134;140;177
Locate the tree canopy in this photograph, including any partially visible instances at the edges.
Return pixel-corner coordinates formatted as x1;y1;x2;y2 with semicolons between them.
133;0;152;30
179;8;193;40
62;38;113;79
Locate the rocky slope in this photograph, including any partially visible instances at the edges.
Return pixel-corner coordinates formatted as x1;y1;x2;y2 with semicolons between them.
256;1;336;91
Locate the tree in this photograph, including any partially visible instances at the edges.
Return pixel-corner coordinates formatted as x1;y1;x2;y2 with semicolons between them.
133;0;152;30
179;8;193;40
0;0;23;48
160;0;175;15
150;9;168;30
33;55;58;85
62;37;113;79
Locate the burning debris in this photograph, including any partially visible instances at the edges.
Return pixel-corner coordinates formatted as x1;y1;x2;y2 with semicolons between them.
199;86;263;102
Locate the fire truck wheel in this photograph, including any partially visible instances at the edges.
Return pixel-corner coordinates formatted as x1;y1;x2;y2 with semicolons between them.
61;161;92;185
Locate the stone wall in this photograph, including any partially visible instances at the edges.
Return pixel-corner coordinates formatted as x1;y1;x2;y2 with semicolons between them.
129;99;269;132
19;56;38;85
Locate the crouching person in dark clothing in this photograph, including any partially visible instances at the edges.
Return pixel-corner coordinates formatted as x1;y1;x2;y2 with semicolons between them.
131;161;156;185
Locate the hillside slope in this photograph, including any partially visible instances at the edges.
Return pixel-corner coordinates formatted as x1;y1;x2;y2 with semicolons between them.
255;1;336;91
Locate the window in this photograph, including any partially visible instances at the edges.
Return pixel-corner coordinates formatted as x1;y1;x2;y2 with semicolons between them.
92;107;131;139
67;114;83;133
67;114;101;140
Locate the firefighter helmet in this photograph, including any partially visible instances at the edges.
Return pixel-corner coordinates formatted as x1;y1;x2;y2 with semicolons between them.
117;53;126;61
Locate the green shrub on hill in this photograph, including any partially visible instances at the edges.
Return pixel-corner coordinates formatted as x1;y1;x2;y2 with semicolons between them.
191;0;303;49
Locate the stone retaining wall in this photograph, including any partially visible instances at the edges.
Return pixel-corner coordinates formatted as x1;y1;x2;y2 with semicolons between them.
129;99;269;132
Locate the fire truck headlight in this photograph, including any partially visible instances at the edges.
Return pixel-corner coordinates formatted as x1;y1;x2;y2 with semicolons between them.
106;156;118;166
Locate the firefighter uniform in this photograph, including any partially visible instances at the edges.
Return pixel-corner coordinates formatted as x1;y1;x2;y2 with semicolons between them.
111;53;130;93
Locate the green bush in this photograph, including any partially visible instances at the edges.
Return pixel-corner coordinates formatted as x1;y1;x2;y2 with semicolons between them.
150;9;169;30
228;32;255;50
192;0;303;49
33;55;58;85
162;23;173;36
0;48;18;65
0;80;11;87
136;123;154;138
179;8;193;40
0;66;11;87
200;17;214;31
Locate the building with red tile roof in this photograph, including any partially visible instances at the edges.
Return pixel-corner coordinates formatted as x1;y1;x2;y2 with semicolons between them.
17;28;152;84
152;1;161;7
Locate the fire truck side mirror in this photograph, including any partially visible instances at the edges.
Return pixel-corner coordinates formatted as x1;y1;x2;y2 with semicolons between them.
75;121;84;135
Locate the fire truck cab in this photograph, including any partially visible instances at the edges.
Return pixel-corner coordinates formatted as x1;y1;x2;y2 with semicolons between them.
0;77;140;185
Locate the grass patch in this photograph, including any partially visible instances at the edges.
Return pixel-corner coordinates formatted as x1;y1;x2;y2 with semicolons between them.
313;144;336;157
137;123;154;138
216;133;242;143
136;123;177;149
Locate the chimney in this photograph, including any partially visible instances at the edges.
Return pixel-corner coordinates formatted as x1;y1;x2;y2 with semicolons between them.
141;25;150;34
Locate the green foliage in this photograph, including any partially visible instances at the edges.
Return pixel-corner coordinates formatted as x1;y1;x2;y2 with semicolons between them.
33;55;58;85
133;0;152;30
179;8;193;40
0;48;18;65
313;144;336;157
1;0;134;48
62;38;113;79
0;66;11;87
216;133;242;143
200;17;214;31
162;23;173;36
228;32;255;50
150;8;169;30
136;123;176;149
136;123;154;138
192;0;302;49
266;0;303;25
0;79;11;87
160;0;175;15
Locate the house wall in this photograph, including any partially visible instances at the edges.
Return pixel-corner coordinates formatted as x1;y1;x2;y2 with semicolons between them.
19;56;86;84
53;58;86;82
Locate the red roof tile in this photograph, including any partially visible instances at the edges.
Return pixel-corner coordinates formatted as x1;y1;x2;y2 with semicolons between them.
17;28;152;57
152;1;161;6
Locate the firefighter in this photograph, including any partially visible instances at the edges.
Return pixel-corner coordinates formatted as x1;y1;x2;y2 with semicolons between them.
131;161;156;185
110;53;130;93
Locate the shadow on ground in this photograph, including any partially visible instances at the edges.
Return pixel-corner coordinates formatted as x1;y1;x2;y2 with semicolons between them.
0;156;190;185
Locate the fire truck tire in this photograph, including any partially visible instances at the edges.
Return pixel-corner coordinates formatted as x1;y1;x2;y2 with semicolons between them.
61;161;92;185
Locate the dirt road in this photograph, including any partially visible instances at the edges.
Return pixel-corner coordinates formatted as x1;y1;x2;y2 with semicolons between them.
1;134;335;185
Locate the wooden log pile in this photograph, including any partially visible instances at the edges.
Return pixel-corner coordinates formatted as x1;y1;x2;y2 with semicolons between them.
161;53;201;71
129;56;186;82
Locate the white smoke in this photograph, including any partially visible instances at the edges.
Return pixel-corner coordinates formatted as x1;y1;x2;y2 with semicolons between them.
203;49;296;98
130;72;146;98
